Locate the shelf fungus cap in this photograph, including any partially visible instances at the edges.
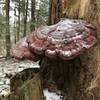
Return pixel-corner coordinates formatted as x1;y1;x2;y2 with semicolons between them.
10;19;97;61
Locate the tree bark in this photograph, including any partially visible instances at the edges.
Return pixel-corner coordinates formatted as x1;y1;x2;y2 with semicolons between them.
6;68;44;100
40;56;94;100
17;0;21;41
48;0;62;25
5;0;11;57
30;0;35;32
46;0;100;99
63;0;100;99
48;0;67;25
23;0;28;37
14;6;17;44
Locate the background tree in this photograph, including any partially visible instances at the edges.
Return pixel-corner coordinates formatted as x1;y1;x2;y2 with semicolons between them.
30;0;35;32
35;0;49;27
5;0;11;57
17;0;21;41
0;0;49;57
13;4;17;43
23;0;28;37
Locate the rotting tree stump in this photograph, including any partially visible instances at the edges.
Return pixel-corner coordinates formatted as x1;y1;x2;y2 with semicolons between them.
40;56;93;100
5;68;44;100
10;19;97;100
10;68;39;92
6;56;94;100
40;57;82;91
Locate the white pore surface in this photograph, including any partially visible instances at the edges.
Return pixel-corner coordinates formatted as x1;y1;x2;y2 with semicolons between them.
43;89;62;100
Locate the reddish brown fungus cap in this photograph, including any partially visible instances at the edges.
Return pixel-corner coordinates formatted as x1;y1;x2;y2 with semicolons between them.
10;19;97;61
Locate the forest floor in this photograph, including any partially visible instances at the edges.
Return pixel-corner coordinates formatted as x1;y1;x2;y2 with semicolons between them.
0;58;62;100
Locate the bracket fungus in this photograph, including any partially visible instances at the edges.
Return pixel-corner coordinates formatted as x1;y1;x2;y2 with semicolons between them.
10;19;97;98
10;19;97;61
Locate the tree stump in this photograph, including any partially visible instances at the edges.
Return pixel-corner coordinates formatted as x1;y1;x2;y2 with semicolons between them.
5;68;44;100
40;56;94;100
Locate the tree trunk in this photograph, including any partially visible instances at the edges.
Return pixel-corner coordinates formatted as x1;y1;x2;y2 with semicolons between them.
23;0;28;37
5;0;11;57
30;0;35;32
14;7;17;44
48;0;62;25
46;0;100;99
48;0;67;25
17;0;21;41
64;0;100;99
40;56;94;100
